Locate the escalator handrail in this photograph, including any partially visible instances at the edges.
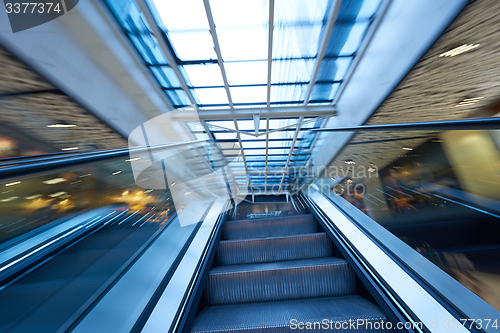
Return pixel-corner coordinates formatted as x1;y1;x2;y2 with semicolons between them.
0;140;207;180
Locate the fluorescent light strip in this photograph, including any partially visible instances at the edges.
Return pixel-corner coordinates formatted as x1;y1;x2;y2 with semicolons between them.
443;44;471;57
43;178;67;185
112;171;122;175
5;181;20;186
449;44;479;56
62;147;79;151
463;97;483;102
455;97;484;107
439;44;479;57
47;124;77;128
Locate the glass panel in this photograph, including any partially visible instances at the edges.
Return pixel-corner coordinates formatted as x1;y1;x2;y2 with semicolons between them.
337;0;382;20
242;141;267;148
230;86;267;104
317;57;352;82
127;33;168;65
357;0;382;19
236;120;256;131
151;0;210;31
268;118;299;129
269;140;293;148
165;89;191;106
316;129;500;312
210;0;268;28
325;22;370;57
214;132;237;140
183;64;224;87
244;149;268;155
274;0;330;24
193;88;228;105
168;31;217;61
273;25;323;59
310;82;341;101
150;66;181;88
207;121;237;131
272;59;314;84
0;149;208;330
268;148;289;155
225;61;268;86
218;28;268;61
268;130;295;140
271;84;307;103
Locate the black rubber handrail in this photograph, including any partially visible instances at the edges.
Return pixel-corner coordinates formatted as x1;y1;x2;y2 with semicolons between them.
312;117;500;132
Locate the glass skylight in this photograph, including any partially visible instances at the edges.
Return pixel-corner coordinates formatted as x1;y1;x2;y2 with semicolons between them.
105;0;384;192
183;64;224;87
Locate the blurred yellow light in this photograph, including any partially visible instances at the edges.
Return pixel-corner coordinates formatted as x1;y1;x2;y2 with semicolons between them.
5;181;20;186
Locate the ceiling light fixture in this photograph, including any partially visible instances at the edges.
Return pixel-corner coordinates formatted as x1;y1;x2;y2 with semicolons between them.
62;147;79;151
402;147;413;151
439;44;479;57
25;194;42;200
5;181;20;186
49;192;67;198
1;196;19;202
456;97;483;107
47;124;77;128
112;171;122;175
43;178;67;185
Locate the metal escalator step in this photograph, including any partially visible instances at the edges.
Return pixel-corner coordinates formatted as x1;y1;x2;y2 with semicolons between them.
191;295;391;333
223;214;316;240
206;257;355;305
216;232;333;265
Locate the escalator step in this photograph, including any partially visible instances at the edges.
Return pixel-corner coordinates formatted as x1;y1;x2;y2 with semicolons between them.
206;257;355;305
223;214;316;240
191;295;391;333
216;232;333;265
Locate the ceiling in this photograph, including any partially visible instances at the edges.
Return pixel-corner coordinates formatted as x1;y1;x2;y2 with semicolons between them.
0;46;128;154
326;0;500;175
104;0;384;193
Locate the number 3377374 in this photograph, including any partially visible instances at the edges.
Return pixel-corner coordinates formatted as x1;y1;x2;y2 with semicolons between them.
5;2;62;14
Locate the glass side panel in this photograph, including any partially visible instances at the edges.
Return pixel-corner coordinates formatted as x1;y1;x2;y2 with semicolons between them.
315;129;500;311
0;146;216;330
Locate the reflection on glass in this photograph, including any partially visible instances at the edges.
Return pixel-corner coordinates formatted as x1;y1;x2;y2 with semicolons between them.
316;129;500;311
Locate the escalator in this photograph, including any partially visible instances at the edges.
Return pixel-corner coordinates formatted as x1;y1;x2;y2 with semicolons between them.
0;210;167;333
190;202;391;332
